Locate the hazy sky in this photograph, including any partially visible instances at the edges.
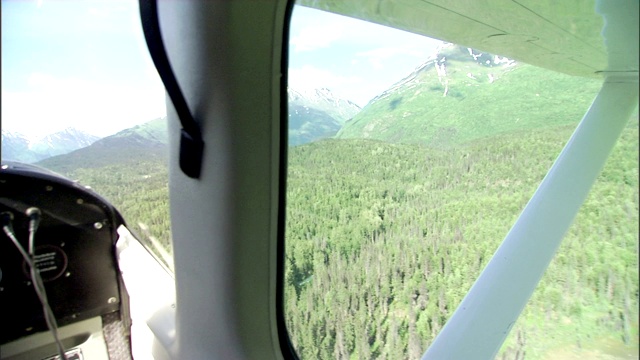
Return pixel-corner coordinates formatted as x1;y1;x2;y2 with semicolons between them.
289;6;442;106
1;1;442;140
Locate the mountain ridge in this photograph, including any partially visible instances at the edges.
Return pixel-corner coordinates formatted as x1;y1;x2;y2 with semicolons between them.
337;44;603;146
288;87;361;146
37;118;168;173
2;128;100;163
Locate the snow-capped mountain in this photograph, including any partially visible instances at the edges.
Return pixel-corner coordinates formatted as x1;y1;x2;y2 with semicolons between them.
1;130;34;162
288;87;361;146
369;43;517;105
289;87;361;124
1;128;100;163
337;44;602;146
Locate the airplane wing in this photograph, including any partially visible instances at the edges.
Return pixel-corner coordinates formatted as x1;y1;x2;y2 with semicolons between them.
298;0;638;78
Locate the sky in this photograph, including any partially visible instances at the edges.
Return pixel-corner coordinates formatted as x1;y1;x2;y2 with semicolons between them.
1;0;442;140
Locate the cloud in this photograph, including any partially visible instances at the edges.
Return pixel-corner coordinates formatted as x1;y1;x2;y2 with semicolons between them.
290;22;345;52
357;47;427;60
2;73;165;139
288;65;389;106
356;47;430;70
289;65;360;93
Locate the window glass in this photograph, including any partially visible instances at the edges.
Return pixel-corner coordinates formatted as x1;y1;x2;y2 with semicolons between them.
285;5;638;359
1;0;172;268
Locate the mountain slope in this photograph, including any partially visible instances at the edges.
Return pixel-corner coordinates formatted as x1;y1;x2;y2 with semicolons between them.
337;44;602;146
289;87;361;123
288;87;361;145
289;105;343;146
38;118;168;173
36;85;362;172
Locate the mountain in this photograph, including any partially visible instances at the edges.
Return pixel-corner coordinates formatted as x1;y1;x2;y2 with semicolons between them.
288;87;361;146
38;118;168;173
1;128;100;163
110;117;169;145
1;131;35;162
289;87;361;123
336;44;603;146
4;86;357;166
30;128;100;158
36;86;359;171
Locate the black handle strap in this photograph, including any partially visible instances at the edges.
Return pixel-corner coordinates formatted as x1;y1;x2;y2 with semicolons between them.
139;0;204;179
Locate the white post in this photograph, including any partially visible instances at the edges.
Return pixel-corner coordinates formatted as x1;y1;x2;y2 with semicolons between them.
422;77;638;360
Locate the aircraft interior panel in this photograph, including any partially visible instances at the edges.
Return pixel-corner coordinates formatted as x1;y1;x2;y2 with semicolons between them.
0;162;126;359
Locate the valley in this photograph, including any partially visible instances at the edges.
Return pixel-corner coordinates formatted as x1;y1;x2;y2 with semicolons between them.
12;45;638;359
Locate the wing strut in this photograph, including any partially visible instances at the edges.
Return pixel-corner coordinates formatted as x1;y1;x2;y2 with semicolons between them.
423;76;638;359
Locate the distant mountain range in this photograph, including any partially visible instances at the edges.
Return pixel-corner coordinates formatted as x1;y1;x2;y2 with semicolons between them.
288;87;361;146
8;47;629;173
2;87;359;165
337;44;604;146
37;118;169;173
1;128;100;163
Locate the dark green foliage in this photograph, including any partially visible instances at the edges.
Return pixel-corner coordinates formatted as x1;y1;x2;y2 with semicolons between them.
285;121;638;359
66;160;172;265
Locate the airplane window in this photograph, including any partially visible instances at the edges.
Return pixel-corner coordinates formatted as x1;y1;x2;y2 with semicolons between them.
284;4;638;359
1;0;172;269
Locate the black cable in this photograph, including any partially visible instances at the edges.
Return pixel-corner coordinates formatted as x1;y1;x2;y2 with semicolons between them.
139;0;204;179
2;210;67;360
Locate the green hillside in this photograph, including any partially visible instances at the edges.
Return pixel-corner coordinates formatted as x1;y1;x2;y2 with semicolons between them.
337;46;603;146
38;118;168;173
289;105;343;146
112;117;169;144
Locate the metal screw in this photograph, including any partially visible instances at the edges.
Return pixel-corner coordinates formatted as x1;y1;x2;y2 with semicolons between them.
45;185;53;191
108;297;117;304
76;198;84;204
65;272;71;277
94;222;103;230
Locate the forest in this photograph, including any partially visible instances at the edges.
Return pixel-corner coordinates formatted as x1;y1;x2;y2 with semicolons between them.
284;122;638;359
53;116;639;359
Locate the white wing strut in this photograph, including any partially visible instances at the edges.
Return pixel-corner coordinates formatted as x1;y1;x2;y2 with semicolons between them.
423;76;638;360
